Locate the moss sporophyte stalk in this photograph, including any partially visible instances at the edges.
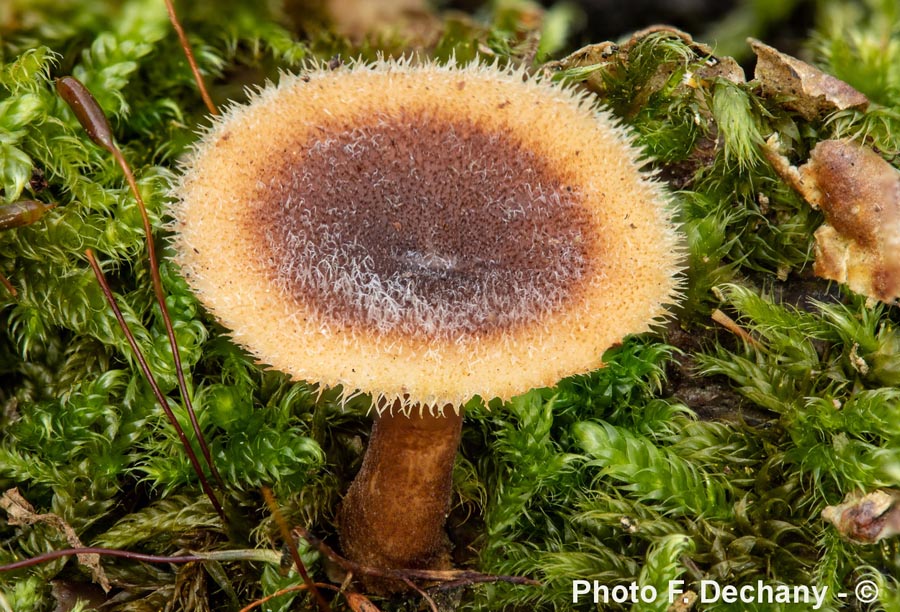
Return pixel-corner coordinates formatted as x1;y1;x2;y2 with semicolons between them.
5;1;900;609
173;60;682;584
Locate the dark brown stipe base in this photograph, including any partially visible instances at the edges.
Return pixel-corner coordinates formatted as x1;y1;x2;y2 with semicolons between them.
338;406;464;592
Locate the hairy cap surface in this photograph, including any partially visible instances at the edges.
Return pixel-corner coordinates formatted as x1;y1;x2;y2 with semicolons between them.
173;61;682;409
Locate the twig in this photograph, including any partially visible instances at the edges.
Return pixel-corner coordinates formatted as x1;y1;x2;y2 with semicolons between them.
711;308;761;348
85;249;226;522
401;577;439;612
0;547;202;572
0;272;16;298
163;0;219;115
56;76;227;497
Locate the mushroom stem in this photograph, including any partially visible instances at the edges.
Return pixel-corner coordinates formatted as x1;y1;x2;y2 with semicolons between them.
338;406;463;586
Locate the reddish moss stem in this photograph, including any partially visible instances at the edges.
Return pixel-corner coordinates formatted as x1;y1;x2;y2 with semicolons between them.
85;249;226;523
57;76;225;494
0;547;202;573
338;407;463;588
163;0;218;116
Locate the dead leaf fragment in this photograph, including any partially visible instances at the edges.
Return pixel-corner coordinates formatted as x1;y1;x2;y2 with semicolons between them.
802;140;900;302
668;590;698;612
630;26;745;85
1;488;111;592
822;489;900;544
345;591;383;612
764;137;900;303
750;38;868;120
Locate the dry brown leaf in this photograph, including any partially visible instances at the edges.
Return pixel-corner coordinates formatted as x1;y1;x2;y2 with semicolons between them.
763;137;900;303
345;591;382;612
668;590;698;612
750;38;868;120
544;26;743;190
801;140;900;303
1;488;111;592
822;489;900;544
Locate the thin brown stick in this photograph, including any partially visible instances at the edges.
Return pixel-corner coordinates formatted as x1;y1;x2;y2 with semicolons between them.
86;249;226;522
109;146;226;492
0;547;202;573
711;308;761;348
238;583;342;612
400;577;439;612
0;272;16;298
56;76;225;494
163;0;218;115
261;487;331;612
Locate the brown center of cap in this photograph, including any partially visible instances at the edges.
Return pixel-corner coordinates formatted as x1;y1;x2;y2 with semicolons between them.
250;109;594;340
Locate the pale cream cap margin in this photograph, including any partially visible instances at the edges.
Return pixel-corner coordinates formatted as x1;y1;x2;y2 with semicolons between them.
171;60;683;413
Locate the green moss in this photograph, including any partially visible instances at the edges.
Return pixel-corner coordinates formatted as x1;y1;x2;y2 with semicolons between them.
2;0;900;610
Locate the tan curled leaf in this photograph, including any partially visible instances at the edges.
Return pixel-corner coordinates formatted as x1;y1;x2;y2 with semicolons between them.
344;591;383;612
668;590;698;612
800;140;900;303
750;38;868;120
822;489;900;544
763;137;900;303
1;488;111;592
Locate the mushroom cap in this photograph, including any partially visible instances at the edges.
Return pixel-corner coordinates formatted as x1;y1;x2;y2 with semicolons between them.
172;60;682;411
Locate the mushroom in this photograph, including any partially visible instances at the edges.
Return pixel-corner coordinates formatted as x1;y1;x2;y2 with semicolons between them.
171;60;681;584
